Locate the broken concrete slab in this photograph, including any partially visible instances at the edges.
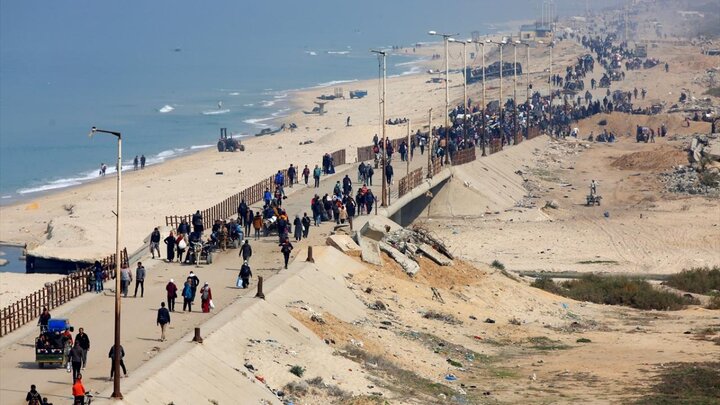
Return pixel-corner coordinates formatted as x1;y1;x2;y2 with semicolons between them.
379;242;419;276
357;233;382;266
360;216;402;241
332;223;352;236
326;235;361;256
417;243;453;266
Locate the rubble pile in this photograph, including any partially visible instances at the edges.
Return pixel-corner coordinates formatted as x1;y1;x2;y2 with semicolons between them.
692;68;719;89
660;165;720;196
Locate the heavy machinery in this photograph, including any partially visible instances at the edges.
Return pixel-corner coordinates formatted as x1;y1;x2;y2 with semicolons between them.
217;128;244;152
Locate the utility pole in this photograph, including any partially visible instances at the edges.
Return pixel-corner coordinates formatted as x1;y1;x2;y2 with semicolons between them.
482;41;487;156
428;31;458;165
371;50;388;207
427;108;433;177
406;118;411;176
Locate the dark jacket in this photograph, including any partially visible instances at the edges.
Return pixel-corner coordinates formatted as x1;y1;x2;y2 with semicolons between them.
150;230;161;243
108;345;125;359
75;332;90;350
157;307;170;325
166;282;178;298
240;243;252;258
240;263;252;279
70;345;83;363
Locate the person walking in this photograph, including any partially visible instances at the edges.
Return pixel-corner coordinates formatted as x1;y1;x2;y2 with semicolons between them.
150;228;161;259
252;212;263;240
120;265;132;298
140;154;146;169
133;262;145;298
239;240;252;263
280;238;294;269
313;165;321;188
157;302;170;341
166;279;177;312
302;165;310;185
182;280;193;312
301;213;311;238
176;233;187;262
200;283;213;313
293;215;303;241
70;341;83;381
188;271;200;302
71;374;85;405
108;344;127;379
238;261;252;288
75;328;90;369
385;162;394;185
163;231;176;262
339;205;348;224
26;384;42;405
93;261;104;293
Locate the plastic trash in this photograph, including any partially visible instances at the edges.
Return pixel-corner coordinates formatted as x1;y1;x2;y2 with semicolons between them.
445;374;458;381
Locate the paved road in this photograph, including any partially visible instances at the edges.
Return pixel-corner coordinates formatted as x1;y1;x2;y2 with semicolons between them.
0;146;429;404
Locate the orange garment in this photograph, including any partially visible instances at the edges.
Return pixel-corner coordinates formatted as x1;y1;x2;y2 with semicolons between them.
72;379;85;396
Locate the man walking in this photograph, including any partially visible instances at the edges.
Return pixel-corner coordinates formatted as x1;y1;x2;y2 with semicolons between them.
140;154;146;169
108;344;127;379
313;165;321;188
166;278;177;312
120;265;132;298
280;238;294;269
134;262;145;298
70;341;83;381
188;271;200;303
75;328;90;369
239;260;252;289
239;240;252;263
302;165;310;185
157;302;170;342
150;227;161;259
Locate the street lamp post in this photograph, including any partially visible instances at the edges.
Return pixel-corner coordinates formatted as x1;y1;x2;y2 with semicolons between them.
469;38;488;155
449;38;470;145
539;40;553;134
88;126;123;399
371;50;388;207
429;30;458;165
488;40;506;141
513;41;531;140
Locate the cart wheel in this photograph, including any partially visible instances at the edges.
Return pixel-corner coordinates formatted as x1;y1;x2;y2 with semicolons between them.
38;362;44;369
207;252;213;264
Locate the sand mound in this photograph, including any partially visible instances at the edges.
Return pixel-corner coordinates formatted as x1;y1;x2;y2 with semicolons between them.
576;112;706;138
427;136;547;217
610;146;687;171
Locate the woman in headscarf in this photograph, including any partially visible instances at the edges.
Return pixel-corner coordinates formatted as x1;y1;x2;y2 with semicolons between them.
164;231;176;263
200;283;213;313
293;214;303;242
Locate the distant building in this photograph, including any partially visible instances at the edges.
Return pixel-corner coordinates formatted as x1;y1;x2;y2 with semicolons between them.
519;23;553;41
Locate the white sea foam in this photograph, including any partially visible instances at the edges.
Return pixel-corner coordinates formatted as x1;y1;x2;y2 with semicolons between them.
158;105;175;113
228;92;240;96
260;100;276;108
1;195;11;199
273;93;288;99
305;51;317;56
327;51;350;55
243;103;255;107
190;144;214;150
201;109;230;115
243;117;273;127
315;79;358;88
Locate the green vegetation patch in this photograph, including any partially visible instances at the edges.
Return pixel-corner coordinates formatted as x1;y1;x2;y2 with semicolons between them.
634;362;720;405
531;274;699;311
666;266;720;295
527;336;572;351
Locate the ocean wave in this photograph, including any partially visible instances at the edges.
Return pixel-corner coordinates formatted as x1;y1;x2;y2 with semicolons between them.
305;51;317;56
201;109;230;115
401;66;423;75
158;105;175;113
327;51;350;55
190;144;214;150
315;79;358;88
243;117;273;127
394;58;426;67
271;107;292;117
243;103;255;107
260;100;275;108
273;93;288;99
228;92;240;96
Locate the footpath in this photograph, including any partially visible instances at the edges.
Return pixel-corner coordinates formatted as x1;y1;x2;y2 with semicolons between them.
0;149;430;404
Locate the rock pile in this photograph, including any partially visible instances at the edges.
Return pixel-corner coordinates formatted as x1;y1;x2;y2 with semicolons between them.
660;165;720;196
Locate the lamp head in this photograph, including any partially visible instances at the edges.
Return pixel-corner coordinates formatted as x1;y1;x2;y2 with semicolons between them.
89;127;97;138
428;30;437;36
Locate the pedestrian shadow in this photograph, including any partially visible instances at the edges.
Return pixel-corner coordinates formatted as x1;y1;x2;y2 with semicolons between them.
136;337;161;342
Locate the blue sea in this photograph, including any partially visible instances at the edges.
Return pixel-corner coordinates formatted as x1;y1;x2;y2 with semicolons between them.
0;0;589;201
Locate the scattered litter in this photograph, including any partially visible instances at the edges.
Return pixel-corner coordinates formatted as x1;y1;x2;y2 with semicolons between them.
445;374;458;381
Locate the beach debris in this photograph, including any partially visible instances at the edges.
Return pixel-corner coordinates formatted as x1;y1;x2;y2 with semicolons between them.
310;313;325;324
422;310;461;325
445;374;458;381
431;287;445;303
544;200;559;209
368;300;387;311
379;242;419;276
485;318;496;324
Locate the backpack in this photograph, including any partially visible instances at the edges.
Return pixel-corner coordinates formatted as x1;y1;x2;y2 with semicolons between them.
28;392;41;405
